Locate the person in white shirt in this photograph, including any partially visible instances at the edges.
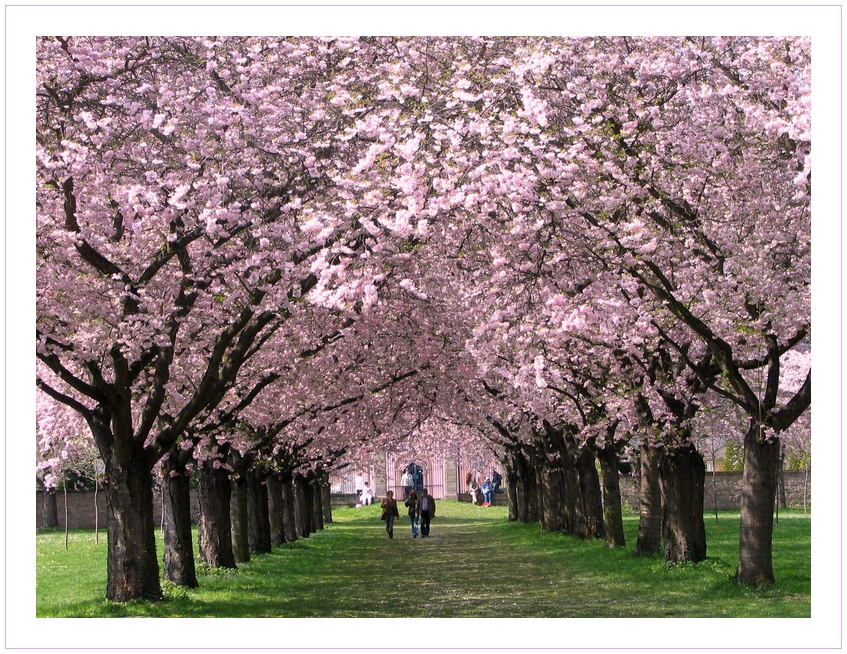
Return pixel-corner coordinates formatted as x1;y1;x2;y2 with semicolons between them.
360;481;374;506
468;478;480;505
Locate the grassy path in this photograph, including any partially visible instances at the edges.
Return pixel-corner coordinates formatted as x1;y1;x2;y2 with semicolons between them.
35;500;811;618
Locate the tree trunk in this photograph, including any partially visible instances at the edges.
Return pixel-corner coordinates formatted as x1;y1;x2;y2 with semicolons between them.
101;453;163;601
511;449;538;523
161;455;198;588
247;468;272;553
525;451;540;523
230;476;250;563
576;445;604;539
280;471;298;543
309;473;324;532
537;428;566;533
42;488;59;528
512;452;528;522
293;474;310;538
735;425;780;585
636;445;663;556
596;446;625;547
558;432;583;537
539;458;566;532
503;455;519;522
267;472;285;546
660;443;706;563
319;471;333;525
197;459;236;569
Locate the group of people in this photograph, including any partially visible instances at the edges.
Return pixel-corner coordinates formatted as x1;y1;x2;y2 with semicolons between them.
380;488;436;539
466;470;502;506
361;466;502;541
467;477;495;506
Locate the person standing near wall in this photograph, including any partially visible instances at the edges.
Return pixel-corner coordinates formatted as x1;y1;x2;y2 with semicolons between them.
481;478;494;506
468;478;480;505
401;469;412;499
360;482;374;506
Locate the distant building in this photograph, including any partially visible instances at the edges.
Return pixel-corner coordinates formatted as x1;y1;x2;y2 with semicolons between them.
330;451;502;501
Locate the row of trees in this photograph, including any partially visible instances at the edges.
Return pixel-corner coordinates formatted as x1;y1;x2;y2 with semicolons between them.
36;36;810;601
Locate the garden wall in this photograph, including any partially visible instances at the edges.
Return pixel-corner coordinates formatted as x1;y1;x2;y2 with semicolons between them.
618;470;811;512
36;489;376;530
35;487;199;531
36;471;810;529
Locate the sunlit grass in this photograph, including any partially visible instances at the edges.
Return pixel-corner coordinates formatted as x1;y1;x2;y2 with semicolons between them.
36;500;810;617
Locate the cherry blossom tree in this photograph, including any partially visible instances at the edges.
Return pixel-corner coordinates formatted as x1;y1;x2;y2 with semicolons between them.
443;36;810;580
36;36;415;601
37;37;810;600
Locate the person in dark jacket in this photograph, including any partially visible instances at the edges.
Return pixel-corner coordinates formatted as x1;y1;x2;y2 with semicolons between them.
415;488;436;538
380;490;400;539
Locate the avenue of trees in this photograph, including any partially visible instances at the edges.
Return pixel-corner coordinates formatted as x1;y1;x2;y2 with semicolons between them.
36;36;810;602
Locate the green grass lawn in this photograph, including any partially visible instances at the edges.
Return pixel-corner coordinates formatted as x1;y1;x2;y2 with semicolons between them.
36;500;810;618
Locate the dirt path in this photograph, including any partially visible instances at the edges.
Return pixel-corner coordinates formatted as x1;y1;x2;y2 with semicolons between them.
330;503;590;618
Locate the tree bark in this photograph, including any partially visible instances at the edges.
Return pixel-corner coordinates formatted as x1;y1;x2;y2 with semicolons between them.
510;450;528;522
197;459;236;569
42;488;59;528
660;443;707;563
267;472;285;546
319;470;333;525
636;445;663;556
309;473;324;532
576;445;604;539
735;424;780;585
280;471;298;543
161;453;198;587
293;474;310;538
539;457;566;532
230;475;250;563
101;453;163;601
502;454;519;522
536;428;567;532
596;445;625;547
558;431;583;537
77;409;164;602
511;448;539;523
247;468;272;553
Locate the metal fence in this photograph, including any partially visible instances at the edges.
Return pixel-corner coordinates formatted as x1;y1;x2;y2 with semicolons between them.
385;484;444;501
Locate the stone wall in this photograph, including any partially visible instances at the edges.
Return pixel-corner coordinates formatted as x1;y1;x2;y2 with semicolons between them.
36;488;201;530
37;489;375;529
36;470;810;529
454;471;811;512
457;491;508;506
619;470;811;511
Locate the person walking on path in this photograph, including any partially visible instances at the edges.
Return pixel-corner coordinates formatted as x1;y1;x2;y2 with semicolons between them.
380;490;400;539
416;488;436;538
404;490;420;538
